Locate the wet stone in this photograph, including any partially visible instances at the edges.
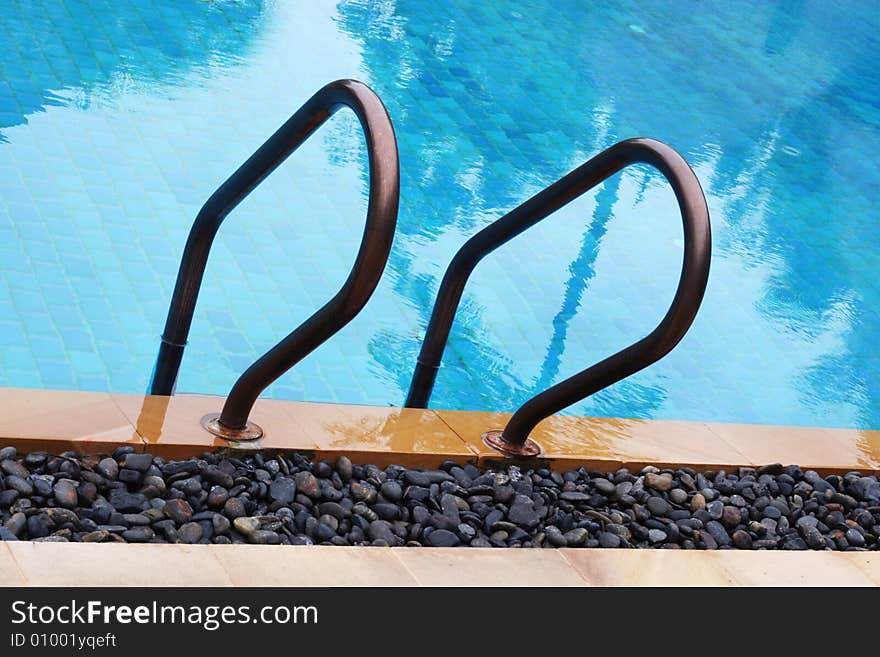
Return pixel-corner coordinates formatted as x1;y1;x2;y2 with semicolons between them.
23;452;48;468
118;469;142;486
763;506;782;520
269;478;296;504
594;479;615;496
732;530;753;549
721;506;742;529
492;484;515;504
380;481;403;502
845;528;865;547
122;513;150;526
350;482;376;503
647;529;667;544
456;523;476;541
545;527;567;547
82;530;110;543
404;471;431;487
249;530;281;545
646;497;670;516
52;480;78;509
212;514;231;535
109;491;146;513
426;529;460;547
233;517;261;536
4;512;26;537
707;500;724;520
559;491;590;503
141;476;166;498
645;473;674;492
796;516;819;532
1;460;29;479
97;525;128;534
318;502;348;520
202;466;234;489
32;476;53;497
705;521;731;546
207;486;228;508
122;527;154;543
121;453;153;473
336;456;353;482
163;499;193;524
178;522;203;544
367;520;395;544
0;490;18;509
223;497;246;520
508;496;540;528
802;526;826;550
6;476;33;497
729;494;747;508
372;503;399;521
313;522;337;542
440;494;460;522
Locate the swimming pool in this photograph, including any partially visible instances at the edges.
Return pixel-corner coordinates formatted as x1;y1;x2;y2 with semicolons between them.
0;0;877;429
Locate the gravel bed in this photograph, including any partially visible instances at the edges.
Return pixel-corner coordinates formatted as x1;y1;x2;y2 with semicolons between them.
1;446;878;550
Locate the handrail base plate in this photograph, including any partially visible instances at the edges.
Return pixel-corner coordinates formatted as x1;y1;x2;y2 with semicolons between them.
482;430;542;458
201;413;263;442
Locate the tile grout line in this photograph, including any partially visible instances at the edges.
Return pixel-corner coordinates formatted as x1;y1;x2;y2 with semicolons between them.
845;554;880;586
555;549;593;586
2;543;29;586
192;545;236;587
107;393;149;452
386;548;426;587
701;421;879;475
432;410;484;461
700;422;758;467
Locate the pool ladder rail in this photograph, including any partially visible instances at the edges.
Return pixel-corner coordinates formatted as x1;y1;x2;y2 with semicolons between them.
404;138;711;457
150;80;711;456
149;79;400;441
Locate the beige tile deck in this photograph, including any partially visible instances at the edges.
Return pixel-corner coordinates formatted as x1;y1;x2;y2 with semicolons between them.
845;553;880;585
561;548;737;586
3;543;875;587
435;409;625;471
215;545;418;586
0;388;140;454
111;393;320;459
0;387;875;477
705;422;880;475
286;402;476;467
709;550;875;586
850;430;880;472
0;544;27;586
0;389;877;589
578;417;752;471
436;409;752;472
393;546;587;586
6;543;232;587
561;549;877;586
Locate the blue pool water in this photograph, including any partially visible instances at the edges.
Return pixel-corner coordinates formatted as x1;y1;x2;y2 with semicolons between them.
0;0;878;429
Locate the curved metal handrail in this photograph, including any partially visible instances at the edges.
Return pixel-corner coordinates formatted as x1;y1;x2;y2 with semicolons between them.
404;138;711;456
149;79;399;440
